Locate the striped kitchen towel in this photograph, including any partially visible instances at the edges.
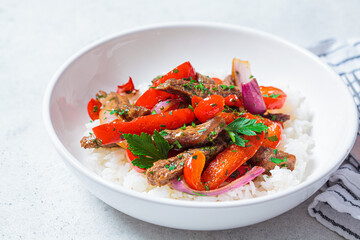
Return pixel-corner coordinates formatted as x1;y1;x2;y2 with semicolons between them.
308;39;360;240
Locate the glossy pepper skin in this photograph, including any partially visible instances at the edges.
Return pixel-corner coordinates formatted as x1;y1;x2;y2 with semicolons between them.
194;95;225;123
135;88;177;109
183;151;206;191
87;98;102;120
92;108;195;145
201;131;265;190
117;77;136;94
260;86;287;109
152;61;196;87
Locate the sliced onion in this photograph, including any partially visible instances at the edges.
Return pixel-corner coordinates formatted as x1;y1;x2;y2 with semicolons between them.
169;166;265;196
232;58;267;114
242;79;267;114
151;99;182;114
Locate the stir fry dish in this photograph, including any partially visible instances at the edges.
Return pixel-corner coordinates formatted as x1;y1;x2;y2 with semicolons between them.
81;59;295;196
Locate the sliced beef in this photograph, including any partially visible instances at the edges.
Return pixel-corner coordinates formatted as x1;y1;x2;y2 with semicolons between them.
196;72;216;84
146;138;227;186
97;91;151;124
80;134;119;149
162;116;226;148
248;146;296;173
263;112;290;123
156;79;241;102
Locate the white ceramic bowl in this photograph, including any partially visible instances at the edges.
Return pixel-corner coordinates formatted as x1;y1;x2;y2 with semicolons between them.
43;23;358;230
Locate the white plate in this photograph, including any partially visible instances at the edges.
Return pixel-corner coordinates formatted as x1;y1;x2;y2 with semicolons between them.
43;23;358;230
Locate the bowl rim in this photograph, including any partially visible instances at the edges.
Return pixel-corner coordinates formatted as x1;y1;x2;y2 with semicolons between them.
43;22;358;208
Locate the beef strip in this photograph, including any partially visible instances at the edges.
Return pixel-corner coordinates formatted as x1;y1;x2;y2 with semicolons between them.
80;134;119;149
248;146;296;173
162;116;226;148
196;72;216;84
146;138;227;186
156;79;241;102
262;112;290;123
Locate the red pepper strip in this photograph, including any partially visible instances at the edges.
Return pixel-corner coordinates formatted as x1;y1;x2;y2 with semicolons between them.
201;132;265;190
194;95;225;123
212;77;223;84
191;95;203;109
135;88;177;109
93;108;195;145
225;94;243;108
152;61;196;87
260;86;287;109
183;151;206;191
216;112;239;125
225;164;252;183
259;117;283;149
125;145;145;173
117;77;136;94
87;98;102;120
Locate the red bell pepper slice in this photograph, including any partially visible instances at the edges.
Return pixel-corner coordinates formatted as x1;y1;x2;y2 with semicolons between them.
191;95;203;109
93;108;195;145
225;164;252;183
125;146;145;173
260;86;287;109
212;77;223;84
117;77;136;94
194;95;225;123
183;151;206;191
216;112;239;124
135;88;177;109
201;131;265;190
152;61;196;87
87;98;102;120
225;94;243;108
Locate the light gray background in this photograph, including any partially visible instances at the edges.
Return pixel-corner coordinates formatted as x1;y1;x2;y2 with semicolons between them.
1;0;359;239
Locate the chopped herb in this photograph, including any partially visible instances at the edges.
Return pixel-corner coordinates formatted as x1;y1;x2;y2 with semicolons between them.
160;124;166;128
192;191;207;196
249;75;254;79
123;130;172;169
210;103;217;107
151;110;157;115
173;69;179;74
197;128;207;133
269;93;280;98
188;105;194;111
281;164;288;167
173;140;182;149
272;115;277;121
263;94;269;97
181;124;186;130
220;85;228;90
169;111;172;115
229;85;235;90
270;156;287;164
191;122;196;127
178;176;181;181
165;164;169;168
177;155;183;159
211;131;217;136
212;87;218;91
267;135;279;142
113;127;116;131
193;155;198;160
273;149;278;155
168;165;176;171
166;100;170;104
225;169;228;176
93;106;99;113
231;150;238;153
160;131;168;136
180;162;184;166
205;185;210;191
245;144;252;147
89;132;92;135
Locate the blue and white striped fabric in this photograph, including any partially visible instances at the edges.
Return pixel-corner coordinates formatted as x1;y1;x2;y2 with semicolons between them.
307;39;360;240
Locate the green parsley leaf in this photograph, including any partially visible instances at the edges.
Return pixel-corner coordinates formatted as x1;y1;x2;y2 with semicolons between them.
269;93;280;98
197;128;207;133
225;117;268;135
193;155;198;160
270;156;287;164
249;75;254;79
93;106;99;113
191;122;196;127
160;131;168;136
192;191;206;196
173;69;179;74
173;140;182;149
212;87;218;91
181;124;186;130
151;110;157;115
273;149;278;155
123;130;172;169
188;105;194;111
168;165;176;171
267;135;279;142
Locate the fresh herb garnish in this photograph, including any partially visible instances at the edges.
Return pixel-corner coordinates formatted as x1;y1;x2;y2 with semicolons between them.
173;69;179;74
197;128;207;133
269;93;280;98
267;135;279;142
193;155;198;160
93;106;99;113
168;165;176;171
160;130;168;136
273;149;278;155
192;191;206;196
270;156;287;164
151;110;157;115
211;131;217;136
173;140;182;149
191;122;196;128
188;105;194;111
123;130;172;169
181;124;186;130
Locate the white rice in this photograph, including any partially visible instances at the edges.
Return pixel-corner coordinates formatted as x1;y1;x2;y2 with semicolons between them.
81;87;314;201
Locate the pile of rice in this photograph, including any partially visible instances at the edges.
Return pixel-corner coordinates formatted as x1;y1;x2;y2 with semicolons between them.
81;87;314;202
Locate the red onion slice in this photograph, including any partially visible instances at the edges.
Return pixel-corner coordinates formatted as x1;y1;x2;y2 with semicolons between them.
242;79;267;114
151;99;182;114
169;166;265;196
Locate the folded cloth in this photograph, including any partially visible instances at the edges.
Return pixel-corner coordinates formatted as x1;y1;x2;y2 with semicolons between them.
308;39;360;240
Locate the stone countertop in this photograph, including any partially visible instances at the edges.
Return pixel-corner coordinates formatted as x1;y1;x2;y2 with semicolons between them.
2;0;358;239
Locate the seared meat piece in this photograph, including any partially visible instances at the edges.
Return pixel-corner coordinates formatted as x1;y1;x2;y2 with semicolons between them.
222;75;235;86
97;91;151;124
262;112;290;123
162;116;226;148
80;134;119;149
248;146;296;173
196;72;215;84
156;79;241;102
146;139;227;186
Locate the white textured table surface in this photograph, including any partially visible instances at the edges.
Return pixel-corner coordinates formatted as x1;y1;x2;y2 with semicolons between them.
2;1;359;239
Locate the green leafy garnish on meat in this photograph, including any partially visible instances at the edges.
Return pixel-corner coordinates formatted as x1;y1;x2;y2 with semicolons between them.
225;117;267;147
267;135;279;142
123;130;172;169
271;156;287;164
